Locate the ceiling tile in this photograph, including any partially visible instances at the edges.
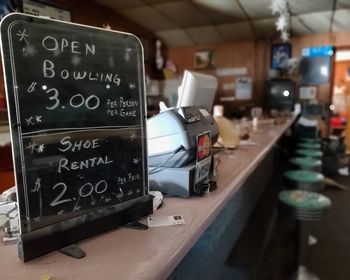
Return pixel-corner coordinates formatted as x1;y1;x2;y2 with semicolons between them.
95;0;145;10
186;25;223;45
297;11;332;34
119;6;178;31
154;1;211;27
191;3;242;24
94;0;349;47
155;29;194;47
291;16;314;36
289;0;333;15
252;18;278;39
240;0;272;19
332;9;350;32
217;22;254;42
193;0;246;20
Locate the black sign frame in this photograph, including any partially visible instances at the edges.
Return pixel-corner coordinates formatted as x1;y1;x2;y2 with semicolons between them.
0;13;152;261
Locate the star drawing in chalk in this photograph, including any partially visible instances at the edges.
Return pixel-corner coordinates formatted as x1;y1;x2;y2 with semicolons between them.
127;190;134;196
26;142;38;154
33;217;41;222
129;133;136;141
129;83;136;90
16;29;29;43
132;157;141;164
73;206;82;212
116;193;124;199
58;210;64;215
25;116;34;126
37;144;45;153
35;115;42;123
105;197;112;203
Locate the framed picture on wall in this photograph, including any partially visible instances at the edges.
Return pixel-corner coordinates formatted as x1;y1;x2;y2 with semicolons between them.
271;43;292;69
194;50;215;69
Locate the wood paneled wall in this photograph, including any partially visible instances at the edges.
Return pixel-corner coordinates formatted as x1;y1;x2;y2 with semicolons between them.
167;40;270;116
167;31;350;116
333;56;350;150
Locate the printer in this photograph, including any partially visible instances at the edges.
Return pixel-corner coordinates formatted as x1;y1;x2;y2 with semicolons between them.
147;106;219;197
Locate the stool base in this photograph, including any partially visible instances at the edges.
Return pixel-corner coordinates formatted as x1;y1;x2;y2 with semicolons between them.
290;266;320;280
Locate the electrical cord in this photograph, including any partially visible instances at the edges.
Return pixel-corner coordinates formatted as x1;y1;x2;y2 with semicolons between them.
149;145;185;174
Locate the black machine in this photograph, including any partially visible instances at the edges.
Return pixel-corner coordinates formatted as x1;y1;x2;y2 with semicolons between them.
264;79;296;111
147;106;219;197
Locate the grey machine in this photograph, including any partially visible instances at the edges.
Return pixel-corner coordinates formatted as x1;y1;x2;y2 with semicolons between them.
147;106;219;197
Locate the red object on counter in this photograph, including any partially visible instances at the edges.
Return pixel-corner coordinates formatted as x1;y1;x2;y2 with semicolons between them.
331;114;347;128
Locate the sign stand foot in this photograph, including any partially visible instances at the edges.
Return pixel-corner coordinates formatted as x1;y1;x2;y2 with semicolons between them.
124;221;148;231
59;244;86;259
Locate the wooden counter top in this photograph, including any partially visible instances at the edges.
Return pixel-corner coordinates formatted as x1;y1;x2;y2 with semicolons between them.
0;118;294;280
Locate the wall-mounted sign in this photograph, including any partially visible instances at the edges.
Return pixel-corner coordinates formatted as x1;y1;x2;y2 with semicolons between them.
216;67;248;76
0;13;152;261
302;45;334;57
236;77;252;100
299;87;317;100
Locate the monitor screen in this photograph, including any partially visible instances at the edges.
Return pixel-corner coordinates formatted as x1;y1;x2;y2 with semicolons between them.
300;56;332;85
264;79;296;111
176;70;218;112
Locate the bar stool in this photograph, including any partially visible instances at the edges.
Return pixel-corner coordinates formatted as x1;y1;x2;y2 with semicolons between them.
289;157;322;172
296;143;321;150
295;149;323;159
284;170;324;192
284;169;325;247
278;190;331;280
299;137;321;144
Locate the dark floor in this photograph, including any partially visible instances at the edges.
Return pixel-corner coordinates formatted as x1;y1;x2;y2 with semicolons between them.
226;151;350;280
262;172;350;280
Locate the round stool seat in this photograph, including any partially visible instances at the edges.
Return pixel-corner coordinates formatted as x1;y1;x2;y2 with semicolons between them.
284;170;324;191
295;149;323;158
289;157;322;172
297;142;321;150
278;190;331;221
300;137;321;143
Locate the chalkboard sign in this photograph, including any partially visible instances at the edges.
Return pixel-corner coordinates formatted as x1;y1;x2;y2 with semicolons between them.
0;13;152;261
